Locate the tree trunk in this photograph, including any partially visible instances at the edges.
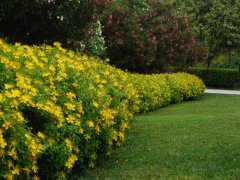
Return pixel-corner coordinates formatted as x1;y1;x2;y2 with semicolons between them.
207;56;211;68
228;47;231;68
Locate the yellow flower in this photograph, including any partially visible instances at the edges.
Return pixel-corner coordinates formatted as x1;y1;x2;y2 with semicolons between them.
87;121;94;128
0;149;4;157
25;133;32;140
65;139;73;152
66;115;75;124
0;112;4;118
4;84;13;89
23;167;31;173
66;92;76;101
33;176;40;180
49;65;56;72
4;173;14;180
76;103;84;114
0;129;7;149
5;89;21;98
105;58;110;62
74;120;81;126
12;112;24;123
11;166;20;175
64;102;75;111
0;94;4;102
100;109;116;125
78;128;84;134
25;134;43;157
72;82;78;87
19;94;32;104
9;99;20;108
120;122;129;130
25;61;34;70
95;125;101;134
53;42;62;48
93;101;99;108
8;160;14;169
8;148;18;160
84;134;91;140
118;132;125;141
65;154;78;169
2;120;12;130
32;164;38;173
37;132;45;139
101;80;107;84
104;70;110;76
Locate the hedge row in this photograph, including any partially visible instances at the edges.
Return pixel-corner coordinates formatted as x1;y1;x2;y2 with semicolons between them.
130;73;205;112
0;39;205;179
188;67;240;88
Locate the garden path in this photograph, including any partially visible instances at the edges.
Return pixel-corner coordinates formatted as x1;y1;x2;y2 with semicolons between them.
205;89;240;95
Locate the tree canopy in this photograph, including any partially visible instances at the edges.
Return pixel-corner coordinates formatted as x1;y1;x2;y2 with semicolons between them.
1;0;239;71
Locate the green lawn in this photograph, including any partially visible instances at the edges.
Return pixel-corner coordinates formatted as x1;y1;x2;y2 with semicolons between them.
77;94;240;179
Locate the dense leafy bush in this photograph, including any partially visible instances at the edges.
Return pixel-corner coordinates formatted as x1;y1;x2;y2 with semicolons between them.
0;39;139;179
188;67;239;88
129;74;172;112
210;50;240;69
103;1;207;73
0;0;95;47
166;73;206;103
0;39;205;179
130;72;205;112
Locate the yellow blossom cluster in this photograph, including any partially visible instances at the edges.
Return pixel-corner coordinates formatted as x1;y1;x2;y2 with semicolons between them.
129;72;205;112
0;39;205;179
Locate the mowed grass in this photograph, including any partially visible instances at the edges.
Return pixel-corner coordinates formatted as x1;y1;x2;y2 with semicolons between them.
78;94;240;179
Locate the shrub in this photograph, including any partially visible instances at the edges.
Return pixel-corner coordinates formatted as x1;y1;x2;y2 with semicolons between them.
0;39;205;179
0;1;93;44
188;67;239;88
129;74;172;112
0;40;139;179
102;1;206;73
166;72;206;103
130;72;205;112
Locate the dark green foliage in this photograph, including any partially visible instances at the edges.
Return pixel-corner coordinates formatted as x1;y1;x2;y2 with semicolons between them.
0;0;94;48
188;67;239;88
177;0;240;68
0;0;205;73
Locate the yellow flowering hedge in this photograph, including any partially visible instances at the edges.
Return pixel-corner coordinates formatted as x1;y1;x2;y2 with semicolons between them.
166;73;206;103
0;39;205;179
129;73;205;112
129;74;171;112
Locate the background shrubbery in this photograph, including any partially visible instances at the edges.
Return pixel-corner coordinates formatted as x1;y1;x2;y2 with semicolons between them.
1;0;240;73
0;40;205;179
101;1;207;73
0;0;207;73
0;0;95;47
188;67;239;88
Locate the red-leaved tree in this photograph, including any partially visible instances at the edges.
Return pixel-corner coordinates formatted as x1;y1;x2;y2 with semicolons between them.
101;1;207;73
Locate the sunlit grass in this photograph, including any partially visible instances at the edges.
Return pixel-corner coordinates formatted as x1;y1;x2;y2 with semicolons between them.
78;94;240;179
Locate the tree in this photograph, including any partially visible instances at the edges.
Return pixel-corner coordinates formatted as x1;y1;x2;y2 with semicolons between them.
0;0;96;47
102;0;206;73
177;0;240;68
